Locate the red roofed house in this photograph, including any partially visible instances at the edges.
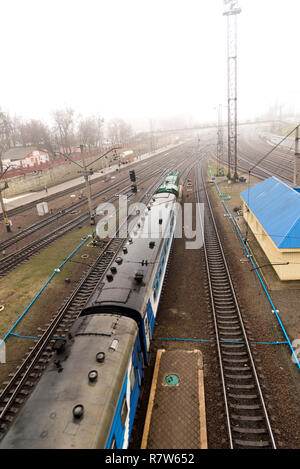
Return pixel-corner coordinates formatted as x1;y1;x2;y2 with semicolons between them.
2;146;50;170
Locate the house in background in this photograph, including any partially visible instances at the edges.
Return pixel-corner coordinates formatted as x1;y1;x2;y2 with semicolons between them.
2;146;50;169
241;176;300;281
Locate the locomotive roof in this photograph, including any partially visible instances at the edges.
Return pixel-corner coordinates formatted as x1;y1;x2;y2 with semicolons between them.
0;314;138;449
83;192;176;316
155;171;180;197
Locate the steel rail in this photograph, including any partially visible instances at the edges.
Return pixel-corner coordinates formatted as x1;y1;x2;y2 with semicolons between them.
0;163;173;278
0;147;185;250
196;161;276;449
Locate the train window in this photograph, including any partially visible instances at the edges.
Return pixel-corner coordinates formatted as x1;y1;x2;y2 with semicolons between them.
153;276;158;301
170;211;174;224
158;267;162;278
110;436;116;449
121;396;128;428
135;348;139;364
130;365;136;392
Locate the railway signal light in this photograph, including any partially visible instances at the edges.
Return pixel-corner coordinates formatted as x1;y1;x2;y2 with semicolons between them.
131;184;137;193
129;170;136;182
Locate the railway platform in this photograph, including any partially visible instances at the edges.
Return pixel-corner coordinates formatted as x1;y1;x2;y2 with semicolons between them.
141;349;207;449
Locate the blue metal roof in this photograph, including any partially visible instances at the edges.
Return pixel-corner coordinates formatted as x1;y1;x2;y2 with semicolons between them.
240;177;300;249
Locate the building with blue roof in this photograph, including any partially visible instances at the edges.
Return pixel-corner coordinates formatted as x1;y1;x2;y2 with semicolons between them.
240;176;300;280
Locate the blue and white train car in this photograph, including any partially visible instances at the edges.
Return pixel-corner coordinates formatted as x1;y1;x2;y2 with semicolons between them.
0;175;180;450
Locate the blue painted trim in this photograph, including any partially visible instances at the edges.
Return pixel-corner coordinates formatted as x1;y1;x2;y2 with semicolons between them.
105;374;128;449
146;299;155;337
141;321;149;365
157;337;288;345
129;338;143;435
9;333;64;340
214;179;300;370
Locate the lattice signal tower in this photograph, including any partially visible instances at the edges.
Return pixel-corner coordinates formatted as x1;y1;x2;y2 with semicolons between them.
217;104;224;176
223;0;241;181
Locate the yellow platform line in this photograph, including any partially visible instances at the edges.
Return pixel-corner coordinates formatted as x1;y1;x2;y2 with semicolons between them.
140;349;165;449
196;349;208;449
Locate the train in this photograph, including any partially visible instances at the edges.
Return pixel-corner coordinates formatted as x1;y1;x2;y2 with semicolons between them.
119;150;134;164
0;170;181;449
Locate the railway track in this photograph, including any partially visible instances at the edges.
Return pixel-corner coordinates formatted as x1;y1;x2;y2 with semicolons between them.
0;156;171;251
0;157;182;278
0;145;183;221
210;150;291;185
0;156;198;440
0;147;187;253
0;167;111;221
208;129;294;184
196;162;276;449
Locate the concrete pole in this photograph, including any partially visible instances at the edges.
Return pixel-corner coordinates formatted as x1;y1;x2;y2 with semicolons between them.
294;125;300;186
0;153;11;232
80;144;95;225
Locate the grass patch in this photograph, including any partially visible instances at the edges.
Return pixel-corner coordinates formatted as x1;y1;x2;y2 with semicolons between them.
0;224;103;382
0;225;95;341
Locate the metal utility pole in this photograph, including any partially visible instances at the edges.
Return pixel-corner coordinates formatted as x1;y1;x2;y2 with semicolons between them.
149;119;154;153
223;0;241;181
217;104;224;176
0;151;11;232
294;125;300;186
59;145;121;225
80;144;95;225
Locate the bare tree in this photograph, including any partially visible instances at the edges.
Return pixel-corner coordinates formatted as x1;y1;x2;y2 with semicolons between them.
107;118;132;145
78;116;96;149
95;115;104;149
118;119;132;143
0;110;14;151
77;114;105;151
52;107;76;154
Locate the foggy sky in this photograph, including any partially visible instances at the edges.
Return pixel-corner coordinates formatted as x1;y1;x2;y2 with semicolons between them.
0;0;299;127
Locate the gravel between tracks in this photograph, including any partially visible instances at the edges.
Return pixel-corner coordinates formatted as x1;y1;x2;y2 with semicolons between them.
130;163;300;449
207;170;300;449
